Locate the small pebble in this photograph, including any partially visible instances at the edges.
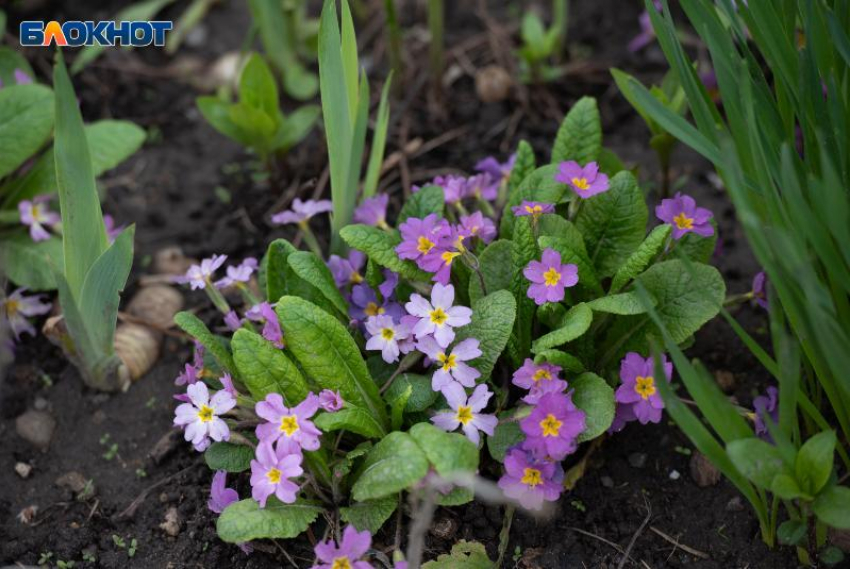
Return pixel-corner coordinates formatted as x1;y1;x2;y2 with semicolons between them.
714;370;736;393
725;496;745;512
600;475;614;488
33;397;49;411
669;469;681;480
56;471;90;497
91;410;107;425
628;452;648;469
15;462;32;479
160;506;181;537
475;65;512;103
429;516;458;540
15;410;56;450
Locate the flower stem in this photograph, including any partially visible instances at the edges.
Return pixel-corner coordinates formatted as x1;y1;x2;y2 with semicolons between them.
300;223;324;258
204;280;231;314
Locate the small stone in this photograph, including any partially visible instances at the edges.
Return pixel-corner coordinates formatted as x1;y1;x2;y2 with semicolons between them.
725;496;745;512
829;528;850;553
14;462;32;479
628;452;647;469
669;469;681;480
33;397;49;411
56;471;89;496
160;506;181;537
153;246;196;276
15;410;56;450
91;410;107;425
159;492;169;503
600;476;614;488
149;430;181;464
689;451;722;487
430;516;458;540
17;505;38;525
715;370;736;393
475;65;512;103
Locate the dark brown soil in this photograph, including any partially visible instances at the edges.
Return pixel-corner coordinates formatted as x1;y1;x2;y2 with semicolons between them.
1;1;800;567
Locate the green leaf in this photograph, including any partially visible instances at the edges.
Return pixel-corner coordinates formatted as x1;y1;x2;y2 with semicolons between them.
454;290;516;380
537;235;603;297
436;485;474;506
726;437;788;490
275;296;388;432
501;164;567;237
263;239;338;314
575;171;648;277
389;383;412;431
533;349;585;373
812;485;850;529
238;53;278;120
174;312;237;377
609;224;671;293
0;46;34;86
0;83;53;181
204;442;254;473
333;441;373;480
384;373;438;413
571;372;615;443
777;520;807;546
287;251;349;316
487;420;523;463
216;498;323;543
340;224;431;281
274;105;321;151
196;96;252;147
314;406;386;439
362;77;392;199
795;431;836;496
676;220;718;264
0;234;63;291
398;184;445;223
422;540;494;569
340;496;397;533
352;432;429;501
506;140;536;204
820;546;846;566
587;291;655;315
550;96;602;166
409;423;479;477
231;329;308;403
531;303;592;353
771;473;807;500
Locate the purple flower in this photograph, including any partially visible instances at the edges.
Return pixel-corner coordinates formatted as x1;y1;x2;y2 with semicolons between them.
431;383;498;445
396;214;450;262
431;174;468;204
350;284;404;323
255;393;322;453
512;201;555;218
459;212;496;244
318;389;343;412
103;214;125;244
752;271;768;309
224;310;243;332
365;315;411;364
250;440;303;507
14;69;33;85
208;470;239;514
417;234;462;286
215;258;258;289
612;352;672;429
521;391;586;460
628;1;662;52
178;255;227;290
18;195;60;242
512;359;568;405
353;194;389;227
219;373;239;398
378;270;399;299
405;283;472;348
465;173;499;201
753;386;779;441
328;251;366;288
475;154;515;182
523;248;579;305
1;288;51;340
312;525;373;569
175;362;199;386
655;192;714;240
245;302;284;349
417;336;482;392
271;198;333;225
498;447;563;510
555;161;609;199
174;382;236;452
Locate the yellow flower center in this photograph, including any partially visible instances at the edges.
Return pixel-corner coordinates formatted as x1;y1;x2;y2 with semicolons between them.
380;327;395;341
635;376;656;400
197;405;214;423
673;212;694;230
364;302;385;317
438;352;457;372
454;234;467;253
332;558;352;569
571;177;590;190
350;271;363;284
279;415;299;436
441;250;461;266
532;369;552;382
266;468;282;484
429;307;448;326
456;405;473;425
524;204;543;216
521;467;543;488
540;413;562;437
417;236;435;254
543;267;562;287
4;299;20;318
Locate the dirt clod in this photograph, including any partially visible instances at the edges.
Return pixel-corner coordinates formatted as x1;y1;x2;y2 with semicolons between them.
628;452;648;469
715;370;736;393
14;462;32;479
160;506;182;537
689;451;722;487
55;471;89;495
475;65;513;103
15;410;56;451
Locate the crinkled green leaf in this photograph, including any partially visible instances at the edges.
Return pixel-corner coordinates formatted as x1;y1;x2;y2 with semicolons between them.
352;431;429;501
422;540;494;569
534;349;585;373
398;184;444;223
501;164;568;237
469;239;516;305
315;405;386;439
0;84;54;180
538;235;603;297
389;384;412;431
726;437;789;490
609;224;671;293
506;217;539;365
454;290;516;379
263;239;338;314
174;312;237;377
771;473;806;501
340;496;397;533
231;329;308;403
487;420;523;463
0;233;63;291
676;219;718;264
333;441;373;480
409;422;479;477
340;224;431;280
506;139;536;204
587;291;656;315
531;303;592;353
551;96;602;166
288;251;349;316
537;214;585;250
217;498;323;543
275;296;388;432
571;372;615;443
204;442;254;473
575;171;648;277
385;373;438;413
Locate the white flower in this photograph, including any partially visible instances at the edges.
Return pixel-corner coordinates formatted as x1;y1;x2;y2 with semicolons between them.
431;383;497;445
174;382;236;451
178;255;227;290
365;315;410;363
405;283;472;348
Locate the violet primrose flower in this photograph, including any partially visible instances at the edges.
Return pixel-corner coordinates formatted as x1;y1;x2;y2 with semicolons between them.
249;440;303;507
521;391;586;461
353;194;389;227
271;198;333;226
753;386;779;441
465;172;498;201
173;382;236;452
175;362;199;386
103;214;125;244
431;383;498;445
459;212;496;243
328;251;366;288
523;248;579;305
318;389;344;412
350;284;404;323
245;302;284;348
255;393;322;453
475;154;515;182
612;352;672;428
364;314;411;364
417;233;462;286
1;288;52;340
498;447;563;510
555;161;609;199
14;69;33;85
432;174;468;204
224;310;243;332
752;271;768;309
179;254;227;290
208;470;239;514
512;201;555;218
655;192;714;240
18;195;60;242
396;214;450;262
512;359;569;405
628;1;662;52
405;283;472;348
312;524;374;569
417;336;482;392
215;258;258;289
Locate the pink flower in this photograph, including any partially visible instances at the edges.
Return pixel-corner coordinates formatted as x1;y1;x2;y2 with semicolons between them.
215;258;258;289
523;248;578;305
655;192;714;240
328;251;366;288
511;201;555;218
431;383;497;445
271;198;333;225
475;154;515;183
555;161;609;199
178;255;227;290
416;336;481;392
520;391;585;461
498;447;563;510
1;288;51;340
353;194;389;227
249;440;303;507
103;214;125;244
255;393;322;453
459;212;496;244
173;382;236;452
405;283;472;348
612;352;672;429
245;302;284;349
18;195;60;242
511;359;568;405
417;231;463;285
364;315;411;364
312;525;374;569
395;214;450;262
208;470;239;514
318;390;343;412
